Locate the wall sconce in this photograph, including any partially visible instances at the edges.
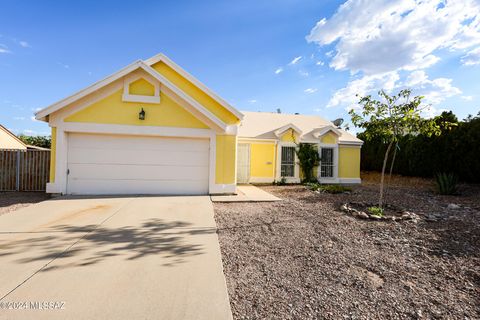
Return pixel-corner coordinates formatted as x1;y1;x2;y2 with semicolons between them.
139;108;146;120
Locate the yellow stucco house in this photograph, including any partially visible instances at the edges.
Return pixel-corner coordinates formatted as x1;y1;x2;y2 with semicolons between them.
35;53;362;195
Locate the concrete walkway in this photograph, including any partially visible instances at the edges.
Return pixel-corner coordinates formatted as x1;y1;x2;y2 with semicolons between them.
0;196;232;320
211;185;281;202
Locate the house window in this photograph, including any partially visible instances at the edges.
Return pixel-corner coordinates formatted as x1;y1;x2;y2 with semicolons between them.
281;146;295;177
320;148;334;178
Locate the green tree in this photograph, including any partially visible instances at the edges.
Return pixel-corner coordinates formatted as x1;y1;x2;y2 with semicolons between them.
18;135;51;148
296;143;320;182
349;89;441;208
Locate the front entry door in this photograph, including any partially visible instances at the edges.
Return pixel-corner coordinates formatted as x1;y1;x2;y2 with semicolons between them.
236;143;250;184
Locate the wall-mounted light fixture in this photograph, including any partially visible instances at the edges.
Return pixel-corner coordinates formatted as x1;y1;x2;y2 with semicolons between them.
139;108;146;120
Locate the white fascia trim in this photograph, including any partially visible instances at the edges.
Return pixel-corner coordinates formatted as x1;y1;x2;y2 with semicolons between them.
338;141;364;146
140;63;228;133
122;94;161;104
144;53;244;120
249;177;275;183
36;60;145;121
274;123;303;138
122;72;161;104
36;59;234;135
312;125;342;139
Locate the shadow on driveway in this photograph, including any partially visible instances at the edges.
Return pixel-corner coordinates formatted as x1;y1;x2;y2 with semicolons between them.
0;218;216;269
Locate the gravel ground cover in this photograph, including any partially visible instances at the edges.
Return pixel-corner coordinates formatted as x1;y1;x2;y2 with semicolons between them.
0;192;50;216
214;173;480;319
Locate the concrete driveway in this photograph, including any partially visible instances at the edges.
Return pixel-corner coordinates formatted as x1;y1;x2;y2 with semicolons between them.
0;196;232;320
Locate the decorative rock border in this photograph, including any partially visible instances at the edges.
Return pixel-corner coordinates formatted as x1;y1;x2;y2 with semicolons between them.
340;203;420;222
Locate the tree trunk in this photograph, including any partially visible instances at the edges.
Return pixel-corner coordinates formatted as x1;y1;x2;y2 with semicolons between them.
379;140;394;208
384;141;398;205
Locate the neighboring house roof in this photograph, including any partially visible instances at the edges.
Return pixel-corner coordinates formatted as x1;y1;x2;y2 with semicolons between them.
238;111;363;145
0;125;27;150
35;54;244;126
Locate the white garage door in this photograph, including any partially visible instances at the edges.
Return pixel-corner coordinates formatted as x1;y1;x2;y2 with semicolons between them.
67;133;209;195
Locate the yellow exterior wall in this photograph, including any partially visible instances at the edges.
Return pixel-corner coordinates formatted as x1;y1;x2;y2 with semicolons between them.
216;135;236;184
338;146;361;178
129;78;155;96
250;143;276;178
280;129;297;142
49;127;56;183
320;132;337;144
64;90;208;129
152;62;240;125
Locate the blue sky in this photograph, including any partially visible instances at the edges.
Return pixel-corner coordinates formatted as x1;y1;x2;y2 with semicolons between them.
1;0;479;136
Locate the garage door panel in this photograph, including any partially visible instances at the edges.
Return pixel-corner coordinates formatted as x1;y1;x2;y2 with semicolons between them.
69;163;209;181
67;133;210;195
69;134;209;151
67;179;208;195
68;148;209;166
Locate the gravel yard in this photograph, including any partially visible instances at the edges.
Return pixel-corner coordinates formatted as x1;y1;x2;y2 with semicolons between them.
214;173;480;319
0;192;50;216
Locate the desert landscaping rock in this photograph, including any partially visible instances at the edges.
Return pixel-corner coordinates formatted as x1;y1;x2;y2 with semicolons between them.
214;173;480;319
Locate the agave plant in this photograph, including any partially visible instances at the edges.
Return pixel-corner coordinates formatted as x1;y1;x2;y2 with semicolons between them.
435;173;458;195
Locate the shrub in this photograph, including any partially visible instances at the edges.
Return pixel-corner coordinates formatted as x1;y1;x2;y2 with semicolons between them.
296;143;320;183
435;172;458;195
359;111;480;183
367;206;384;217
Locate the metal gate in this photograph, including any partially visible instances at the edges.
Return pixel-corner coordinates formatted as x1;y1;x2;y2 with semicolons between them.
0;149;50;191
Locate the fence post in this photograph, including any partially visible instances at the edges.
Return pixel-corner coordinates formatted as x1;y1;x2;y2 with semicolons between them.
16;150;20;191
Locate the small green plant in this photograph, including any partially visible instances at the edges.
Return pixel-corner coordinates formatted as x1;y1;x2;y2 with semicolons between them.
304;182;320;191
435;172;458;195
367;206;384;217
305;183;351;194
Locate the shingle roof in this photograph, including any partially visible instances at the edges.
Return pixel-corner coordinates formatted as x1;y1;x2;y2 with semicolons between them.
238;111;362;144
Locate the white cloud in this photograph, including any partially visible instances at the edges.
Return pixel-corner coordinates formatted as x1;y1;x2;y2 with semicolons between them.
461;47;480;65
0;44;10;54
248;99;257;104
461;95;473;101
289;56;302;65
307;0;480;75
275;67;283;74
13;116;25;120
316;60;324;66
328;70;461;111
304;88;318;94
327;72;400;108
57;62;70;69
299;70;309;77
21;129;50;136
19;41;30;48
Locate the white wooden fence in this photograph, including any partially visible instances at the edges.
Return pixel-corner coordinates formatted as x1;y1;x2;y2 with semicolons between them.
0;149;50;191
